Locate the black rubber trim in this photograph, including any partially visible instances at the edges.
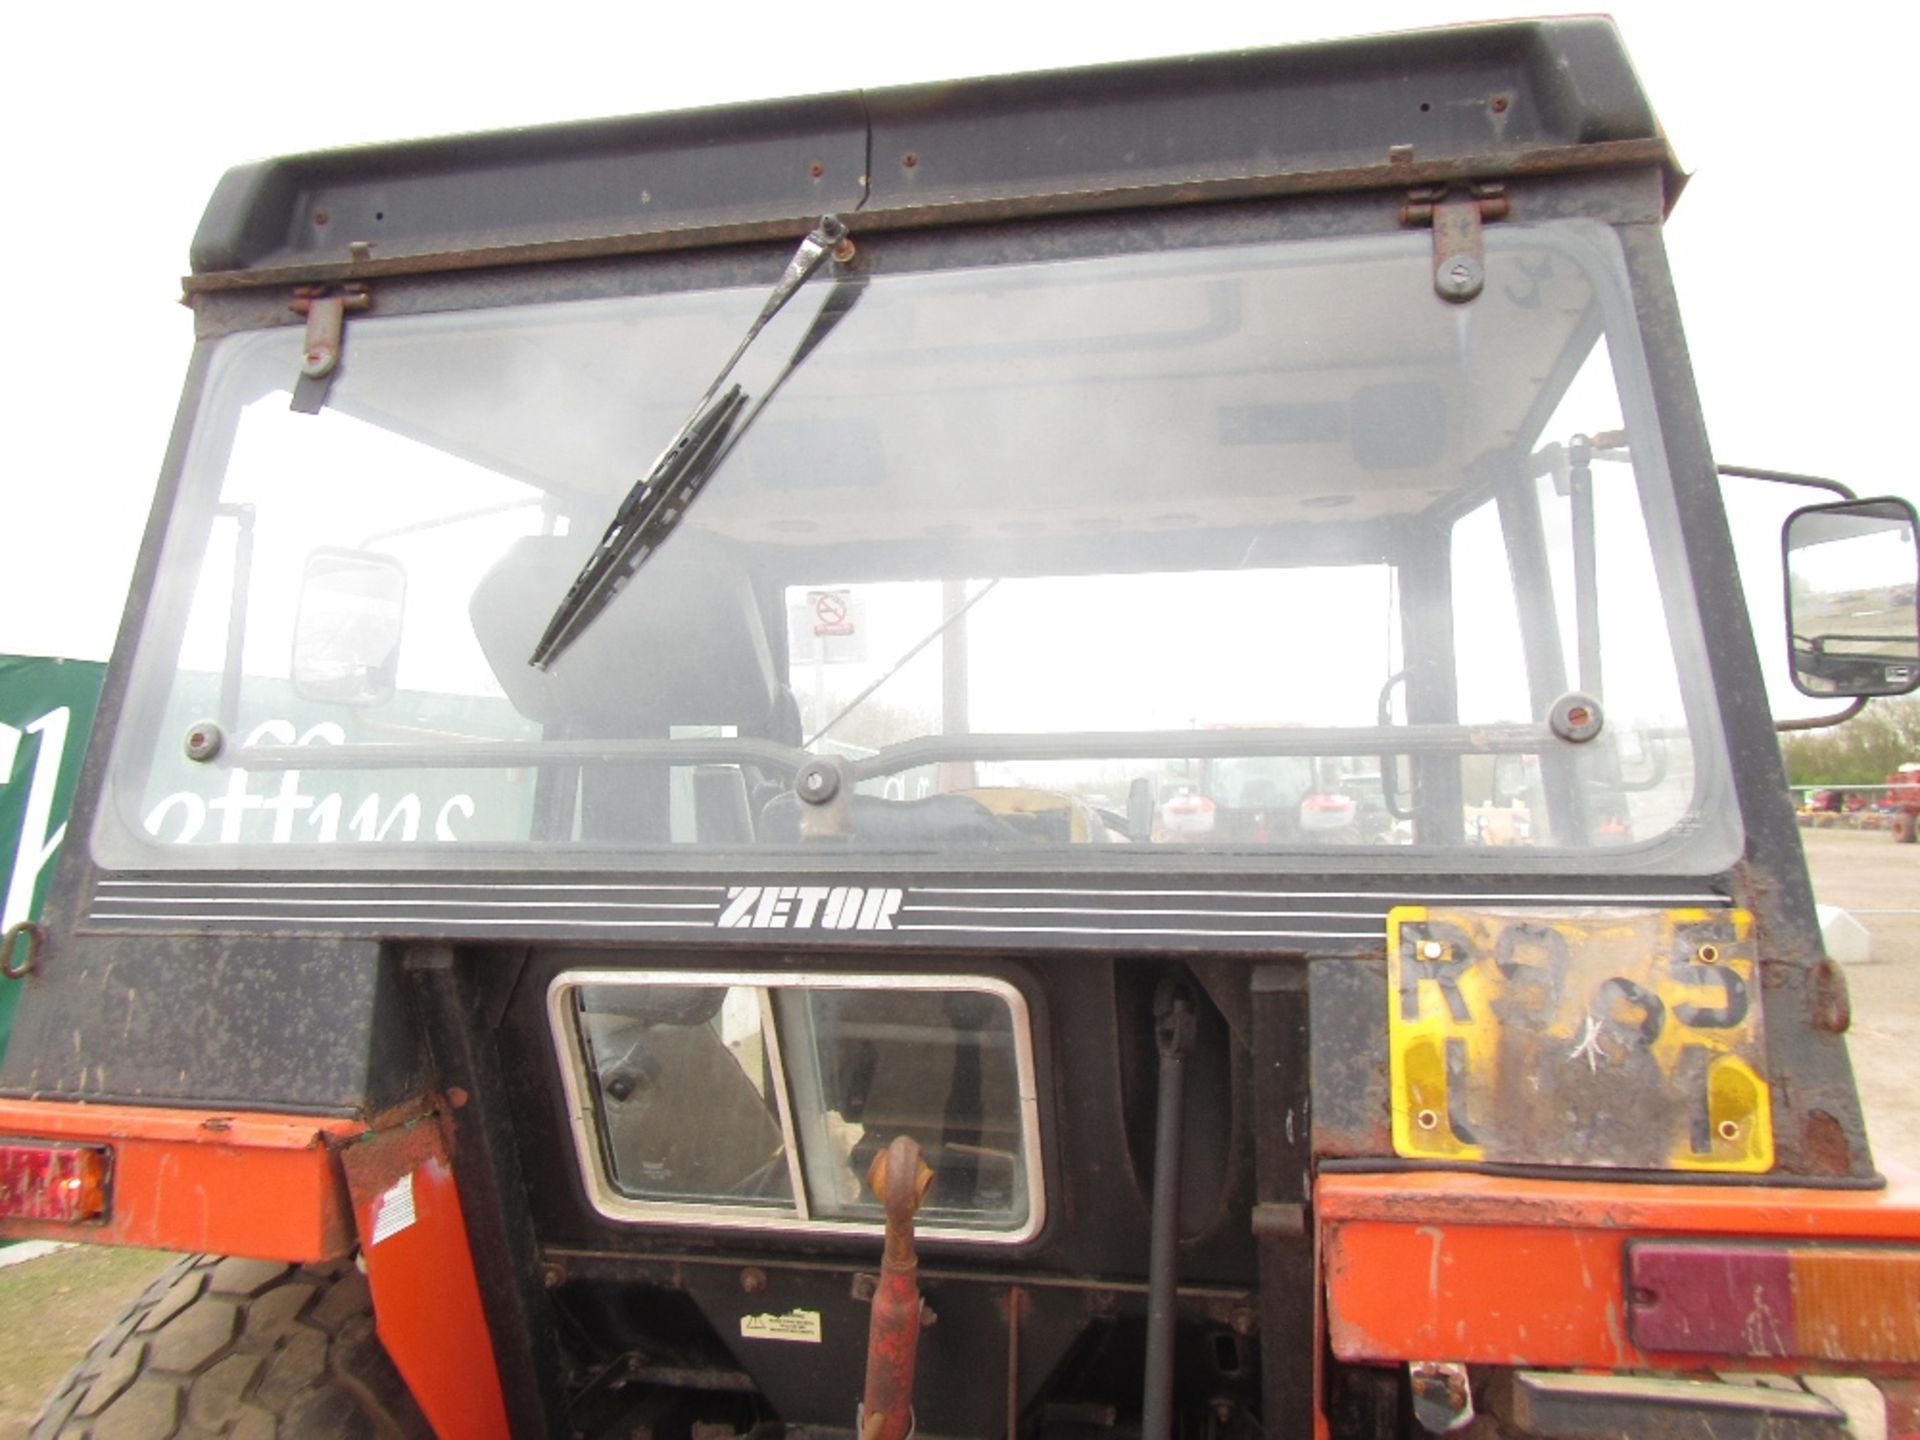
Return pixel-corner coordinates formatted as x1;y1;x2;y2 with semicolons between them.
1316;1157;1887;1190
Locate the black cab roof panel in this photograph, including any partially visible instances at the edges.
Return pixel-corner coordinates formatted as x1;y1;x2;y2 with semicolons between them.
189;18;1667;286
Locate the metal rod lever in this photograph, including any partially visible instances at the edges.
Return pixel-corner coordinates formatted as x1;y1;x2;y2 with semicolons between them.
861;1135;934;1440
1142;982;1196;1440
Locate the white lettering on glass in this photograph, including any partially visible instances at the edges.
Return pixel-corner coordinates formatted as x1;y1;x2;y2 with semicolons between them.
143;717;474;846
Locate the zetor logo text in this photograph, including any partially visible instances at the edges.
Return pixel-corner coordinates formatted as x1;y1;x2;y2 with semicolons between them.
718;885;904;931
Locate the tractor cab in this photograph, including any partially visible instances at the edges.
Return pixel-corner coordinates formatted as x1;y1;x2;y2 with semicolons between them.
5;19;1920;1440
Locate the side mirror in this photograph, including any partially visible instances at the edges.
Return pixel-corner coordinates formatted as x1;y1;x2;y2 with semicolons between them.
291;549;407;706
1784;497;1920;698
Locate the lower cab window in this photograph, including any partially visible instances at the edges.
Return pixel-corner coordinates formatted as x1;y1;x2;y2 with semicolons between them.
550;972;1042;1242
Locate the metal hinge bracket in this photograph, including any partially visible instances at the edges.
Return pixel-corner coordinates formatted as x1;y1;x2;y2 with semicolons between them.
288;283;371;413
1402;183;1509;303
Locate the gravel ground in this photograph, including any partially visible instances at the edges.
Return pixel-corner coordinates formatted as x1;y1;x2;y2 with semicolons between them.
0;831;1911;1432
1801;827;1920;1173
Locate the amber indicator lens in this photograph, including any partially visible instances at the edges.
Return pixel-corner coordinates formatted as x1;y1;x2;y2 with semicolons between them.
1628;1241;1920;1364
0;1140;109;1223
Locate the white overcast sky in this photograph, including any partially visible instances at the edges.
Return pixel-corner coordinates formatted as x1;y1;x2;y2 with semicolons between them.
3;1;1915;663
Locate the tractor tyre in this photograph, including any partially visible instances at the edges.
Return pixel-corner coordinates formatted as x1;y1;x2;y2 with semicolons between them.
31;1253;431;1440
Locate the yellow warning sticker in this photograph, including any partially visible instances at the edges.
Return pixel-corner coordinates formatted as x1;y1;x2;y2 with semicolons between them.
740;1309;823;1343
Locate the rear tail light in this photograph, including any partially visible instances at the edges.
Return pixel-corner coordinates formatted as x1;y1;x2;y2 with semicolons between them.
0;1140;109;1223
1629;1241;1920;1364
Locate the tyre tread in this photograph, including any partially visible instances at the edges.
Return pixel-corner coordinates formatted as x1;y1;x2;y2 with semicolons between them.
31;1253;429;1439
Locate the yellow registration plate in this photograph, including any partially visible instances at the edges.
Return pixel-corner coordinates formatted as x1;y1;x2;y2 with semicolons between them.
1386;907;1772;1172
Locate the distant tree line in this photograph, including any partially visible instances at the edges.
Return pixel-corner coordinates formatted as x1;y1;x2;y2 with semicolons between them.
1777;695;1920;788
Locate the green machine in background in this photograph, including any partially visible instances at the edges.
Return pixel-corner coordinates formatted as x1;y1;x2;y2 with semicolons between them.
0;657;105;1055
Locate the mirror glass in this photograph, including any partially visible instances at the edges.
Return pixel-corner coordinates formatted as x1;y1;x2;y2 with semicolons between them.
1785;498;1920;697
291;549;407;706
1720;474;1857;726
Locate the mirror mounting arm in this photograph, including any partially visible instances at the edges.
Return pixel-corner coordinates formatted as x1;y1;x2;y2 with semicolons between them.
1775;697;1868;734
1719;464;1855;499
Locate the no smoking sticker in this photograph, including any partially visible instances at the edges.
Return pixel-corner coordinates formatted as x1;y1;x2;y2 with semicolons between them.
808;589;854;637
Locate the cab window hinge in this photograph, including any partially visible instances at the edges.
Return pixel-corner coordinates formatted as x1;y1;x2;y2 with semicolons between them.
288;283;371;414
1401;183;1509;303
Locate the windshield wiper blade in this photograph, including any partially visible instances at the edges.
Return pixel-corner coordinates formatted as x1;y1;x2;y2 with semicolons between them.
528;384;748;669
529;215;850;671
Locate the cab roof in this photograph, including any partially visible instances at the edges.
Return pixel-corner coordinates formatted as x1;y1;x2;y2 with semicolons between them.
188;18;1676;292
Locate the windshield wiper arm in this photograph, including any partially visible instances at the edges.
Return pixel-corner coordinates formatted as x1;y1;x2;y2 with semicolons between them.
529;215;850;671
698;213;849;412
692;268;869;475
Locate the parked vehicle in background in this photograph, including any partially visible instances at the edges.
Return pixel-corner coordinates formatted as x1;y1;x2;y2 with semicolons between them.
0;656;104;1059
1885;762;1920;842
1159;756;1361;845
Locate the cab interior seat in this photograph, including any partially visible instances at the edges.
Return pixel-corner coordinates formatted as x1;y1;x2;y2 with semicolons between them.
469;530;799;843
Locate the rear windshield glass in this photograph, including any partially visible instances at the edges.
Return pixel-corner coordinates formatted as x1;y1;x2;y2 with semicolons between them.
96;222;1731;872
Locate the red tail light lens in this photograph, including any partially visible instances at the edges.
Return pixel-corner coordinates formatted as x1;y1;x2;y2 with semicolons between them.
1629;1240;1920;1364
0;1140;109;1223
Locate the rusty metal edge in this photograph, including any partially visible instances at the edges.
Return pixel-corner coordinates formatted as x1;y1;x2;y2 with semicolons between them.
180;138;1681;299
0;1094;363;1150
